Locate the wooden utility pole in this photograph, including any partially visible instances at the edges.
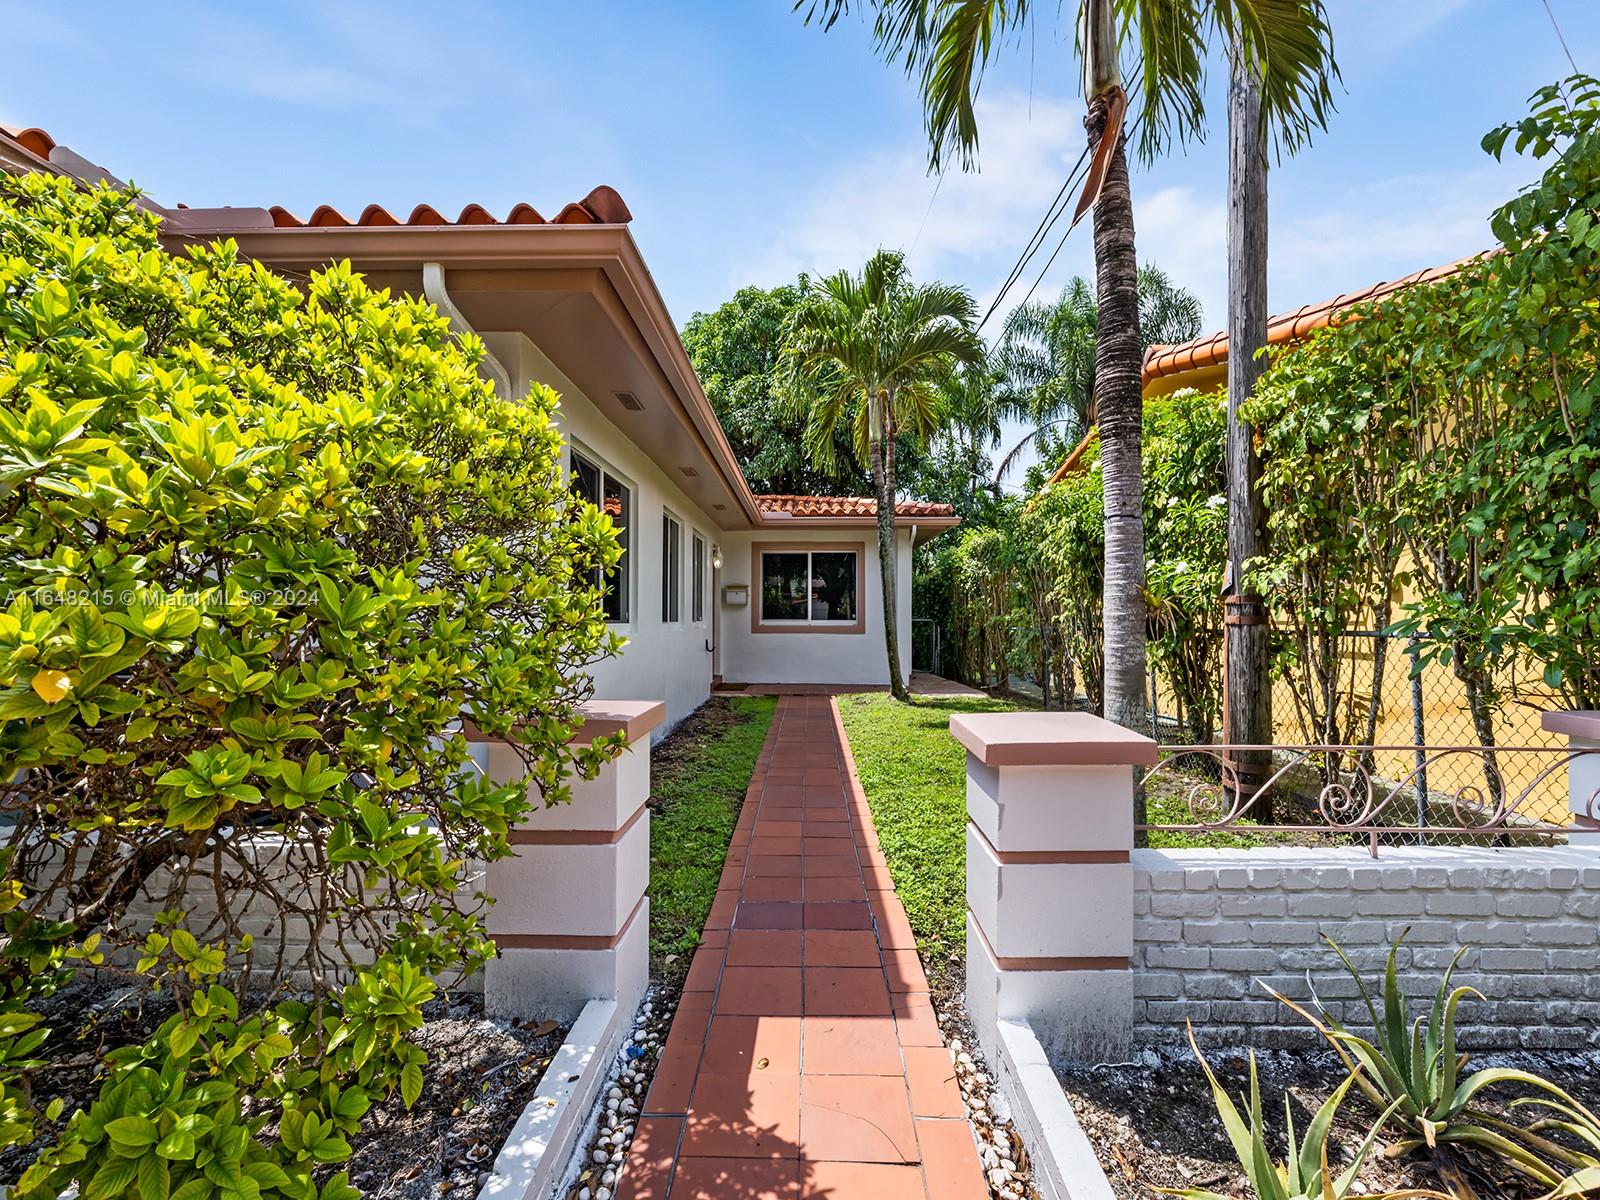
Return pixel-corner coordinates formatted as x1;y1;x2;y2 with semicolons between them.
1225;43;1273;818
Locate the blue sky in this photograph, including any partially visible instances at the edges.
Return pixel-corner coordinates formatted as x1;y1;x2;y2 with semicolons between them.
7;1;1597;476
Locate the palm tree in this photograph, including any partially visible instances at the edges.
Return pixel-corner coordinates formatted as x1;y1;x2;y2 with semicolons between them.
994;266;1202;482
936;361;1006;498
798;0;1338;736
780;250;983;700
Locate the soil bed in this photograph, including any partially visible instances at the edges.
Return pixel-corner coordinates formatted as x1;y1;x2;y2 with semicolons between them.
342;993;567;1199
2;979;567;1200
1060;1045;1600;1199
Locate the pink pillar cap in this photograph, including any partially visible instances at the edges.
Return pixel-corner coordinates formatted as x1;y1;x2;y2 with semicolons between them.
570;700;666;745
460;699;666;747
950;711;1158;768
1542;711;1600;739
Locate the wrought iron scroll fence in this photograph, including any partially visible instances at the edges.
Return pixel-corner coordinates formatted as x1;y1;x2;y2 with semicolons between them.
978;625;1581;850
1138;742;1590;855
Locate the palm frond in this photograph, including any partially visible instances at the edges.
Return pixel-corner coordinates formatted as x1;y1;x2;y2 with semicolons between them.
918;0;1031;169
1219;0;1341;157
1116;0;1210;161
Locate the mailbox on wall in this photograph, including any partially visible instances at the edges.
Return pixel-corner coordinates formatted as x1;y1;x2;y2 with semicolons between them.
722;584;749;607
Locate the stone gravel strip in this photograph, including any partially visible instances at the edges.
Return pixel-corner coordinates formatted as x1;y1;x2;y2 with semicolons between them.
559;988;674;1200
939;1006;1043;1200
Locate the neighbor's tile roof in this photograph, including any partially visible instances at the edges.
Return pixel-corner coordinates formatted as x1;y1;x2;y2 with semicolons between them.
266;186;632;228
755;494;956;519
1045;251;1490;490
1141;252;1486;387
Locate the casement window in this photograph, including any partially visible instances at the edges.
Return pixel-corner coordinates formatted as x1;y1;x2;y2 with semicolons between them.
662;512;682;623
757;547;860;628
691;531;707;624
570;448;630;623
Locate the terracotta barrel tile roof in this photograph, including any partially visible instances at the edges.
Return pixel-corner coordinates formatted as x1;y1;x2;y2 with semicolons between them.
1;126;55;158
1046;250;1492;490
755;494;956;519
1141;252;1487;387
2;124;633;230
267;186;632;229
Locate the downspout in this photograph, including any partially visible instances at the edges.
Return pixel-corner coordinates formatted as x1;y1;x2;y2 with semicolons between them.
908;523;918;673
422;261;512;398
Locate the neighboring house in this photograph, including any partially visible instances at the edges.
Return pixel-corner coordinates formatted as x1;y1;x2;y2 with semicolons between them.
2;125;958;733
1042;252;1481;486
1036;253;1565;814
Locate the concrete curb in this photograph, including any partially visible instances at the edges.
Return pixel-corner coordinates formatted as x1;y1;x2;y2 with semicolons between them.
992;1018;1117;1200
477;997;627;1200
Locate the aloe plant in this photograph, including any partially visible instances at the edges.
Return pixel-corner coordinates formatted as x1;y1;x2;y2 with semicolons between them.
1157;1026;1444;1200
1501;1092;1600;1198
1267;931;1575;1188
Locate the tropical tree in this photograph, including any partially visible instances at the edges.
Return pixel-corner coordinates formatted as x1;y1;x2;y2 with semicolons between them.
684;280;858;494
799;0;1339;736
681;279;939;497
779;249;983;700
995;266;1203;481
933;360;1007;500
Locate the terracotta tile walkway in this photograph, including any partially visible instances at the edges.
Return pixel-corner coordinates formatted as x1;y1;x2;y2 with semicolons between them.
618;695;990;1200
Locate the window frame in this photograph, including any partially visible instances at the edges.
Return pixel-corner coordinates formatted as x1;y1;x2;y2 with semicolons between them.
569;444;632;626
662;510;683;625
691;530;707;625
750;541;867;635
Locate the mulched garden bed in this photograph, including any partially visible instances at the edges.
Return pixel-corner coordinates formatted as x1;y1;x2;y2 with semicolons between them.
1060;1044;1600;1199
1;978;568;1200
343;993;567;1199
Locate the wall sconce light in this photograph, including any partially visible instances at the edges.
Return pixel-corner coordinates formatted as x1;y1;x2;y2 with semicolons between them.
711;546;724;570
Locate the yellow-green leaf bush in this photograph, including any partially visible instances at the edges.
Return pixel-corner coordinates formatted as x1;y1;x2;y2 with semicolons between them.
0;171;624;1198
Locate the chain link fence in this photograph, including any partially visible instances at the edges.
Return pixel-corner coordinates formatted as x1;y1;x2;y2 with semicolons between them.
955;624;1570;830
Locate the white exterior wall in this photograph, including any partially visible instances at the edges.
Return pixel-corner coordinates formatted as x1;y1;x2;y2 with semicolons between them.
487;333;716;735
487;331;919;706
715;526;914;686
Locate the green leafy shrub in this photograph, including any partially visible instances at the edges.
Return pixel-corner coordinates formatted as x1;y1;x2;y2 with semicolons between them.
1248;75;1600;720
1141;389;1226;742
0;171;622;1197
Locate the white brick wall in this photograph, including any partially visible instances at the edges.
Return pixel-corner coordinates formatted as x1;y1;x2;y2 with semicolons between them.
72;839;490;992
1131;847;1600;1050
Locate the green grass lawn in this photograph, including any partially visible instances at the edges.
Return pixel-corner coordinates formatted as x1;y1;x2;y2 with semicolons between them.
835;692;1287;989
647;695;776;965
835;693;1019;989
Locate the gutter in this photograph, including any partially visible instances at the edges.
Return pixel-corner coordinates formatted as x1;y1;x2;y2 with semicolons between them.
422;262;513;398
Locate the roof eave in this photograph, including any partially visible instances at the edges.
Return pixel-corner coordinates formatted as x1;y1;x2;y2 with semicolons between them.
158;220;767;529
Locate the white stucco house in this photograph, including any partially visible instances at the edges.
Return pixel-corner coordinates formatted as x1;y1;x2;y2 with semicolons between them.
3;126;958;732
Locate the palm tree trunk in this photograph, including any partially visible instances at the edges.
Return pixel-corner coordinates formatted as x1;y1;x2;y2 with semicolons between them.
872;407;909;701
1086;93;1149;739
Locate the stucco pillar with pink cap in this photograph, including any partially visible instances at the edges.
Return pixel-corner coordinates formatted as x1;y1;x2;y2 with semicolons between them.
1542;711;1600;848
951;711;1156;1066
470;700;663;1021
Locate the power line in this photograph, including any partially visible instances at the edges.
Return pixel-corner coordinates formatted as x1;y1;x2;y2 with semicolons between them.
977;143;1091;331
907;171;945;257
977;57;1146;334
1007;110;1147;321
1542;0;1581;74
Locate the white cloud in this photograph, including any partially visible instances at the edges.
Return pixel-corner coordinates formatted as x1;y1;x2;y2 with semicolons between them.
1268;154;1530;313
747;90;1087;299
